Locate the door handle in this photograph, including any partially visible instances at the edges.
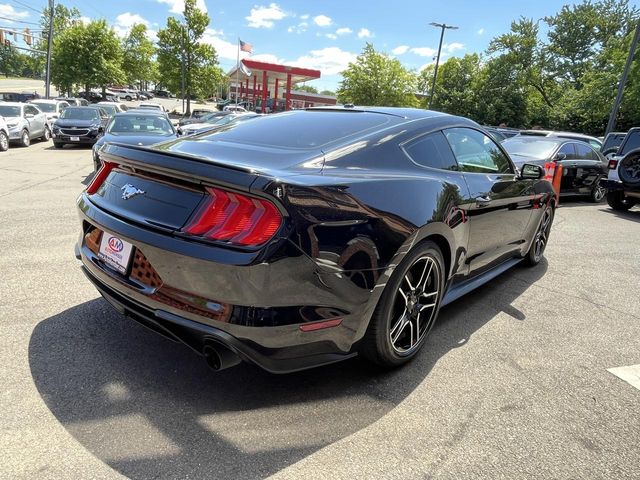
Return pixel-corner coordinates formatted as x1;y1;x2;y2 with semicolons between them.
475;195;491;207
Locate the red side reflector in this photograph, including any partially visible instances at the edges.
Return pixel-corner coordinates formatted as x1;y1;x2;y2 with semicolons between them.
608;159;618;170
86;161;117;195
299;318;343;332
183;187;282;246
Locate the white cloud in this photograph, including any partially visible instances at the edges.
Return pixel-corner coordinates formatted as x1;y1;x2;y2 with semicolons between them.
326;33;337;40
0;4;28;22
202;29;246;62
292;47;357;75
313;14;332;27
300;14;309;20
78;16;91;25
411;47;437;57
157;0;207;14
445;42;464;53
477;28;484;35
335;27;352;35
113;12;153;38
357;28;372;38
288;21;308;34
246;3;287;28
392;45;409;55
251;53;284;64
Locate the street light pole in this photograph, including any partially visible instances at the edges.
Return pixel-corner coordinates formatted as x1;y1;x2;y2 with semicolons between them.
605;20;640;137
44;0;54;99
428;22;458;110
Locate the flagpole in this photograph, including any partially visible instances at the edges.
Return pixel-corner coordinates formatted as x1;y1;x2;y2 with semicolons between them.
236;37;240;106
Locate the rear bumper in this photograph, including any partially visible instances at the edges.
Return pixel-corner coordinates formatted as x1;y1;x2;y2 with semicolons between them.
76;194;382;372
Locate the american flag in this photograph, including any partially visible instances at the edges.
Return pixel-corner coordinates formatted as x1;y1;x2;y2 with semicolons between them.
239;40;253;53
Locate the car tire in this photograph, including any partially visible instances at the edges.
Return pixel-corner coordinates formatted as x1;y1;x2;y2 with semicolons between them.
19;129;30;147
53;142;63;149
606;191;633;211
590;182;606;203
360;240;445;368
41;125;51;142
0;130;9;151
524;204;554;267
618;152;640;187
125;95;132;101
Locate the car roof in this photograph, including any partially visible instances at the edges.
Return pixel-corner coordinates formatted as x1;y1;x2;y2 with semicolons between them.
116;111;168;117
31;99;62;104
307;105;446;120
0;102;25;107
504;136;564;145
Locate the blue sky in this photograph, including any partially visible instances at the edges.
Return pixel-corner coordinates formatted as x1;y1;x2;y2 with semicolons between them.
1;0;638;90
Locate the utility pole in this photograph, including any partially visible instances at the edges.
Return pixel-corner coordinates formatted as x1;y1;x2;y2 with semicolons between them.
44;0;54;99
605;20;640;137
181;24;185;114
428;22;458;110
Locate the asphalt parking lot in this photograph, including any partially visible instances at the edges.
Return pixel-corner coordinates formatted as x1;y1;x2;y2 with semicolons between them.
1;140;639;479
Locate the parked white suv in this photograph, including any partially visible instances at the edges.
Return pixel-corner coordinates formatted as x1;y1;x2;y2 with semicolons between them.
29;99;70;121
0;115;10;151
0;102;50;147
604;127;640;211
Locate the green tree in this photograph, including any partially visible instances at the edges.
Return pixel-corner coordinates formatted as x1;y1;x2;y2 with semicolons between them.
156;0;219;114
122;23;156;89
297;85;318;94
320;89;335;96
337;43;418;107
418;54;481;117
52;20;124;95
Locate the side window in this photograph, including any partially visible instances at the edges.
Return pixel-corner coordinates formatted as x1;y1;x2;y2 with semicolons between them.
575;143;599;161
443;127;513;174
557;143;576;160
403;131;458;171
26;105;39;116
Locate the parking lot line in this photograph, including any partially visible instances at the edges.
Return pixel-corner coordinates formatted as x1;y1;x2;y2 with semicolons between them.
607;364;640;391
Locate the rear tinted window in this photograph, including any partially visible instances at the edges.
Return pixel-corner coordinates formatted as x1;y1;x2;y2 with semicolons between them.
404;131;458;170
206;110;397;149
620;131;640;155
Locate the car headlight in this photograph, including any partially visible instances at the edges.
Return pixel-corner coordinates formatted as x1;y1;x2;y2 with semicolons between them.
7;122;18;128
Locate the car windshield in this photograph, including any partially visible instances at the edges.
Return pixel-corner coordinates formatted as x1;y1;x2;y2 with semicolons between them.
32;102;56;113
139;105;161;110
0;105;21;117
502;139;559;160
107;115;173;135
61;108;100;121
98;105;117;115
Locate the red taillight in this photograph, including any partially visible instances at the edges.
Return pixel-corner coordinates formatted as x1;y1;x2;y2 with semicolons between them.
608;159;618;170
184;187;282;246
86;161;117;195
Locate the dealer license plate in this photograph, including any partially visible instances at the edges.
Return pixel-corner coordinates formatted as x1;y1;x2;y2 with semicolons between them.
98;233;133;274
70;136;80;141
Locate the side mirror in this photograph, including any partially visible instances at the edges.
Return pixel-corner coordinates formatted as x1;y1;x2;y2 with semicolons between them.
177;128;183;136
553;152;567;161
520;163;544;180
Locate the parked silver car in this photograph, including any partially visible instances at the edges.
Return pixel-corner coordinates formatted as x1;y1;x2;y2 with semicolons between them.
0;102;50;147
0;115;10;151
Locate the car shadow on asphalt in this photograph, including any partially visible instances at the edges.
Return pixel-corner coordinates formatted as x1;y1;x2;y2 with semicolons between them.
599;206;640;223
28;260;547;479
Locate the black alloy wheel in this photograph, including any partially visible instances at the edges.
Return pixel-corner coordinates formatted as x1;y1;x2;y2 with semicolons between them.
590;183;607;202
525;205;554;266
361;241;444;367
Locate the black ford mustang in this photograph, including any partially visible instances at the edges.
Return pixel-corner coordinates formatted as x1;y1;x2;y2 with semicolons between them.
76;107;556;373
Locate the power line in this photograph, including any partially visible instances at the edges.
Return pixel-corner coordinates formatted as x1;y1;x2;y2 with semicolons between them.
8;0;43;14
0;16;40;25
